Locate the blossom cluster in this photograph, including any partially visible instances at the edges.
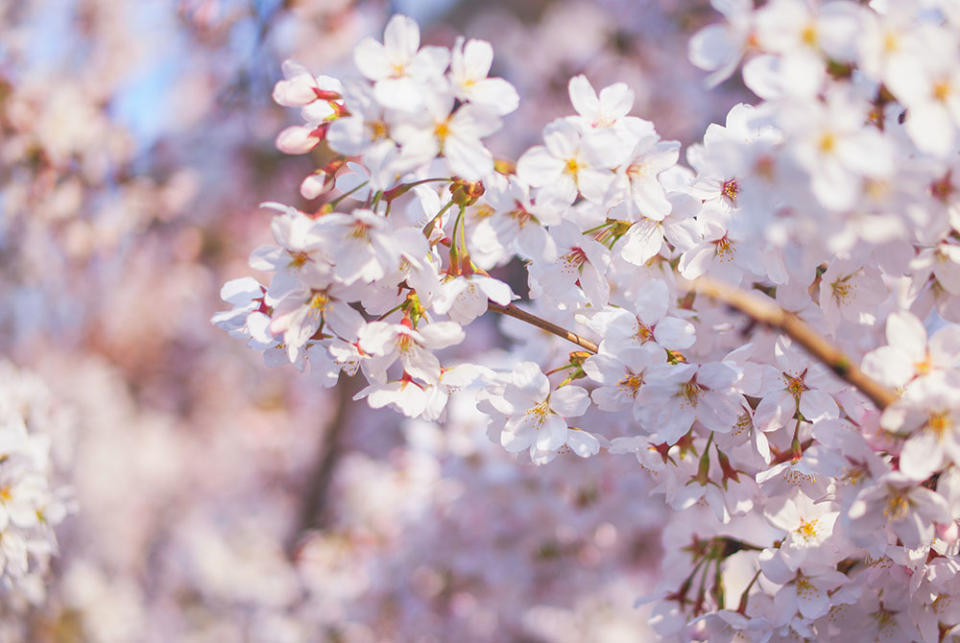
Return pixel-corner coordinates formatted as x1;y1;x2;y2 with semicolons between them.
0;362;72;609
217;3;960;640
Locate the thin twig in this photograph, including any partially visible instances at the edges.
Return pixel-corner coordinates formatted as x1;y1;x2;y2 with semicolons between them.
692;276;898;410
487;302;599;354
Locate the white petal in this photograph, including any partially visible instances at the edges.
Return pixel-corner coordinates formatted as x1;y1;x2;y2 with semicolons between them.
444;135;493;181
634;279;669;326
798;390;839;422
568;75;599;119
620;220;663;265
566;429;600;457
353;38;390;80
374;77;423;111
516;146;564;187
598;83;633;121
549;386;590;417
653;317;696;350
383;14;420;59
754;391;796;431
535;415;568;452
220;277;262;305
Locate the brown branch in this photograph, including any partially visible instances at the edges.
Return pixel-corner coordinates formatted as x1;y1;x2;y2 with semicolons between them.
288;373;360;554
487;302;598;354
692;276;899;411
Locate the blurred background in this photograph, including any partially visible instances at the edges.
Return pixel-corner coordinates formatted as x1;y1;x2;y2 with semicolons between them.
0;0;744;640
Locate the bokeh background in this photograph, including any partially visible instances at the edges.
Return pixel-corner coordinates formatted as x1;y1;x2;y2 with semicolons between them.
0;1;746;640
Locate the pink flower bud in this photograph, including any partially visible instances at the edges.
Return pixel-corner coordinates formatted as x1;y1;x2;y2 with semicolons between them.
300;173;330;200
275;126;319;154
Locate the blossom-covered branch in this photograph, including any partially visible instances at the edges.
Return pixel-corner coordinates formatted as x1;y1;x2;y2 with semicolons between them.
214;5;960;640
692;276;899;410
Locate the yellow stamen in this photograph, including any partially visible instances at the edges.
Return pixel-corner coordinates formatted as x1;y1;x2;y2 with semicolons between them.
884;493;910;521
929;411;951;438
525;400;552;427
796;518;819;540
783;371;808;399
830;274;856;306
933;80;952;103
714;236;735;261
288;252;309;268
397;333;414;355
795;574;817;598
721;178;739;203
635;323;654;343
678;380;702;406
883;31;899;53
349;221;370;241
818;132;837;154
370;121;389;140
618;373;644;395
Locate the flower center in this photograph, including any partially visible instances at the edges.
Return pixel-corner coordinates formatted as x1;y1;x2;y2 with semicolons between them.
618;373;644;395
753;155;775;180
369;120;389;140
818;132;837;155
510;204;533;227
288;251;310;268
929;411;951;438
396;332;415;355
635;321;654;343
721;178;739;204
795;574;817;598
714;235;735;260
830;274;856;305
933;79;952;103
883;492;910;521
782;370;808;399
931;172;955;202
796;518;819;540
563;246;588;269
525;400;552;427
883;31;900;53
678;379;702;406
349;220;371;241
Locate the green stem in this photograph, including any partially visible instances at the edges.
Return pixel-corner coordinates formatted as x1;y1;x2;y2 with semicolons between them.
736;568;763;615
422;199;455;237
328;180;368;208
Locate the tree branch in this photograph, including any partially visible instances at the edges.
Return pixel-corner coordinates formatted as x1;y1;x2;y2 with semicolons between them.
692;276;899;411
288;373;360;554
487;301;599;354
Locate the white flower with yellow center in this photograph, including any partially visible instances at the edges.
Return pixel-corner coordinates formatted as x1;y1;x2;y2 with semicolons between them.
352;14;450;112
767;494;840;571
486;362;590;456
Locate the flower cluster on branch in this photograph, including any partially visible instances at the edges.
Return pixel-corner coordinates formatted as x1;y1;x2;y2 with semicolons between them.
216;4;960;640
